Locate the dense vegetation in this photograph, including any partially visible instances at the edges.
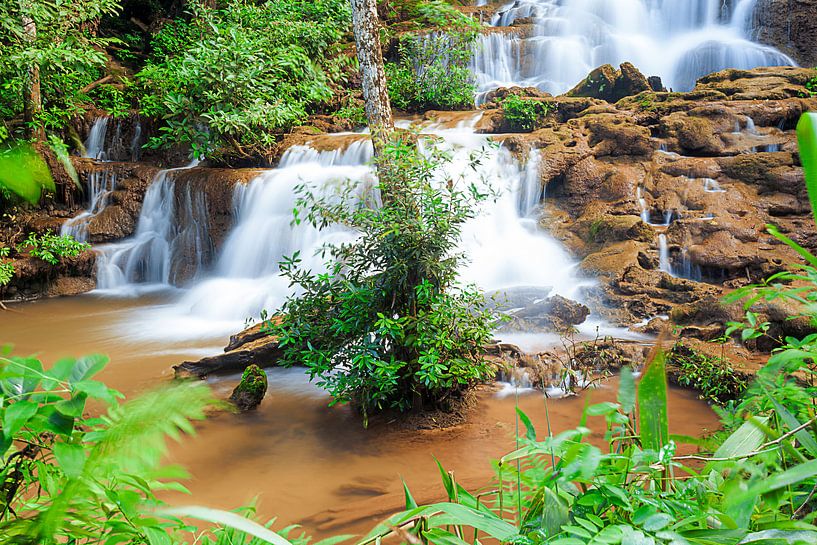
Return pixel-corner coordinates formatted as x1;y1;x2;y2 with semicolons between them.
0;0;480;163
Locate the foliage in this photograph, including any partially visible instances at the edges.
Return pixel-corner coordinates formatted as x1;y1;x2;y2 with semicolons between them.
0;142;54;205
502;95;553;132
386;30;477;112
365;355;817;545
669;342;748;403
267;138;497;420
17;231;90;265
138;0;351;158
0;247;13;286
0;0;121;135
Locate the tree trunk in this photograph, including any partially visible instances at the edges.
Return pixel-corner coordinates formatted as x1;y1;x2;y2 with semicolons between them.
350;0;394;162
22;10;44;141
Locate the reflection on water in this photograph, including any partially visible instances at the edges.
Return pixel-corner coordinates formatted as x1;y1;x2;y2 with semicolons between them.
0;295;720;537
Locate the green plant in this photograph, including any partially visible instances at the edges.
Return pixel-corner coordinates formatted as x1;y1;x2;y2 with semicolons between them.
267;138;497;421
0;142;55;205
669;342;748;403
386;31;476;112
364;355;817;545
502;95;553;132
138;0;351;158
0;247;13;286
17;231;89;265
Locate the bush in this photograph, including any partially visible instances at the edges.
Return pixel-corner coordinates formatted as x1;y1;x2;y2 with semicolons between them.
501;95;553;132
386;31;477;112
17;231;90;265
267;138;497;421
668;341;748;403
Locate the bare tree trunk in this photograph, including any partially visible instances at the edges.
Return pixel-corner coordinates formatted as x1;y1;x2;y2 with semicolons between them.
22;10;44;141
350;0;393;162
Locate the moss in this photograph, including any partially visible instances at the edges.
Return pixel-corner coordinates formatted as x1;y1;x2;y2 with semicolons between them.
230;364;268;410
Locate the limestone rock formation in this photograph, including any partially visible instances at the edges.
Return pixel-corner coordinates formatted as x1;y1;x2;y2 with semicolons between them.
753;0;817;68
566;62;652;103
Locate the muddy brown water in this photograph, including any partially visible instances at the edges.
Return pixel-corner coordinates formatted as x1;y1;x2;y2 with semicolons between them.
0;294;720;538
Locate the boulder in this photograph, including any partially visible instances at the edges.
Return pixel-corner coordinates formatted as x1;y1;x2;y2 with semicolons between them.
753;0;817;68
694;66;816;100
489;288;590;332
581;114;653;156
230;364;268;411
567;63;651;103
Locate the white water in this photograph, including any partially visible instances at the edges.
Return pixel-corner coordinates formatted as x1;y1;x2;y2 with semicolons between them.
60;170;117;242
94;119;593;342
472;0;795;101
84;118;109;160
658;233;672;274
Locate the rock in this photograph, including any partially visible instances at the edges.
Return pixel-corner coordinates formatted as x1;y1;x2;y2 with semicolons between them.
753;0;817;68
694;66;816;100
490;288;590;332
4;250;96;300
230;364;268;411
175;321;283;378
580;114;653;156
566;63;650;103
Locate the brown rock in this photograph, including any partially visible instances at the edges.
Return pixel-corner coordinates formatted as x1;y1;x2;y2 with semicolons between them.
566;63;650;103
753;0;817;68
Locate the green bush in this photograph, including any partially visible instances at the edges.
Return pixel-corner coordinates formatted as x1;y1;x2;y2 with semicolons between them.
668;342;748;403
267;138;497;421
17;231;90;265
501;95;553;132
0;247;13;286
386;31;476;112
138;0;351;158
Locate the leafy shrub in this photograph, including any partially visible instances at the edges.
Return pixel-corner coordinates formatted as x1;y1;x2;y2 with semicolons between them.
268;138;497;421
0;247;13;286
501;95;553;132
0;142;55;204
386;31;477;112
668;341;748;403
138;0;351;158
17;231;89;265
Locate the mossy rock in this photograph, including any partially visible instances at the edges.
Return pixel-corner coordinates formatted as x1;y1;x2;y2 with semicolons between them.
230;364;268;411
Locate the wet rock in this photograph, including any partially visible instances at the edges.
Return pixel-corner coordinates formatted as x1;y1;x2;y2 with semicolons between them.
718;152;804;195
581;114;653;156
567;63;651;103
3;250;96;300
753;0;817;68
230;364;268;411
489;288;589;332
694;66;816;100
175;321;283;378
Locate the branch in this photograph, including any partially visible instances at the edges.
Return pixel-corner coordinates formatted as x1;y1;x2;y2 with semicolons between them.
80;75;114;94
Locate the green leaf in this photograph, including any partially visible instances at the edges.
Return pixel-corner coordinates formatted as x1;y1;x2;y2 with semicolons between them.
69;355;108;382
422;528;471;545
159;506;294;545
516;407;537;441
796;112;817;227
750;459;817;495
710;416;769;462
638;351;669;451
403;479;417;509
3;400;38;435
762;386;817;458
618;366;636;414
0;143;55;204
53;442;86;478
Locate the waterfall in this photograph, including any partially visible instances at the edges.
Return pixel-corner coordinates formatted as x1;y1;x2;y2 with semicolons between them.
95;163;210;290
658;234;672;274
84;118;109;159
60;170;117;242
102;119;593;342
131;121;143;162
471;0;795;100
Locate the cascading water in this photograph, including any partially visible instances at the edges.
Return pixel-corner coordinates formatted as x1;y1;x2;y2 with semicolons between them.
104;118;594;343
60;170;117;242
658;234;672;274
95;163;210;291
472;0;795;101
84;118;109;159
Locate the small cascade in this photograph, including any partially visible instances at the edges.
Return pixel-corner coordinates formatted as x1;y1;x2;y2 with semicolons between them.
96;165;211;290
678;248;702;281
131;121;143;162
658;234;673;275
496;368;536;398
517;149;543;216
637;186;650;223
60;170;118;242
703;178;726;192
84;118;110;159
471;0;795;101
